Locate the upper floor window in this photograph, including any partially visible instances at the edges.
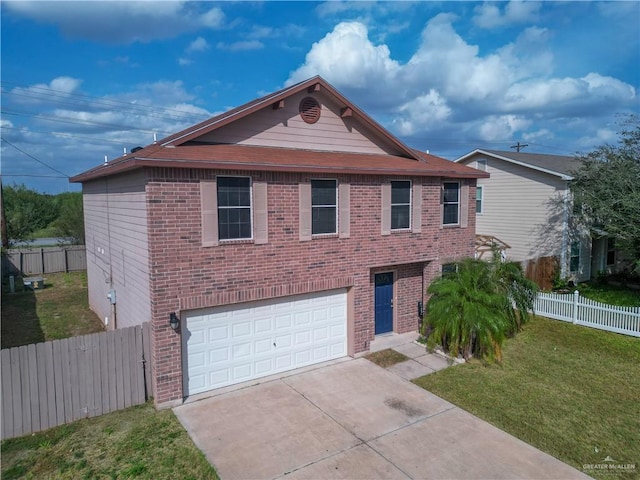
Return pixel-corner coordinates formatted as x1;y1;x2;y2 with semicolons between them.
476;186;484;214
391;181;411;230
217;176;252;240
311;179;337;235
476;158;487;171
443;182;460;225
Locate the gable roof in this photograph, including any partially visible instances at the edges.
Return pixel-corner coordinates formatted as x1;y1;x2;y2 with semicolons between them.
454;149;581;180
72;76;487;183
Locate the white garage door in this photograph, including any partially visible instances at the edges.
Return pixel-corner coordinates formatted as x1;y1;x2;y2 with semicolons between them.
184;289;347;396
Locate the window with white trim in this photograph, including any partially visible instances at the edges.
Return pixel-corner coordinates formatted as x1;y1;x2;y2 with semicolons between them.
476;158;487;171
570;241;580;272
391;180;411;230
311;179;337;235
443;182;460;225
476;185;484;214
217;176;252;240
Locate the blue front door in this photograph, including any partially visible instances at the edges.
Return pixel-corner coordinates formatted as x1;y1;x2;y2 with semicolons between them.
375;273;393;334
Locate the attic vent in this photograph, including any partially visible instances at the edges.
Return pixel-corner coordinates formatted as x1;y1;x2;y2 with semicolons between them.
299;97;321;124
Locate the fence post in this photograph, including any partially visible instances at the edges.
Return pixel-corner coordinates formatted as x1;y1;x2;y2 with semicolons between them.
41;248;45;274
572;290;579;324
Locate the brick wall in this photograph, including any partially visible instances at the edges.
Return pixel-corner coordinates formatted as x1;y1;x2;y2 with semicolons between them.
145;168;476;404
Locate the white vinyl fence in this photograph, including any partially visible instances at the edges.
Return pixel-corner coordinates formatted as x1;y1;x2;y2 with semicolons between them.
534;291;640;337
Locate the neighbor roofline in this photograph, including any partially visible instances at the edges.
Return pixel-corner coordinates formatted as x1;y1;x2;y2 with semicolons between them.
454;149;574;181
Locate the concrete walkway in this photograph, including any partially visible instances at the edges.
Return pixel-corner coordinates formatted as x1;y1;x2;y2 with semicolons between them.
174;335;590;480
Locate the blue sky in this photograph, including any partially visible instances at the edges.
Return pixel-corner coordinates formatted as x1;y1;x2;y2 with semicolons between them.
1;1;638;193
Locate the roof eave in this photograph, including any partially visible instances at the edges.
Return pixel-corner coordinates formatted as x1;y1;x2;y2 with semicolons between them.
70;157;489;183
455;149;573;179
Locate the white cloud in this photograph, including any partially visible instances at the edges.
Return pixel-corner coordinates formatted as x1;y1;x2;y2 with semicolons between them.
3;1;225;44
315;1;377;17
216;40;264;52
473;1;541;29
286;16;636;153
178;57;192;66
287;22;400;92
393;90;452;136
186;37;209;53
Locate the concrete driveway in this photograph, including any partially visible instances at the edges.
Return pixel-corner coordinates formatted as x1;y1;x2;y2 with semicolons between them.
174;358;590;480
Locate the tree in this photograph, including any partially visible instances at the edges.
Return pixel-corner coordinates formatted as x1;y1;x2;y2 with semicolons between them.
2;184;58;243
425;254;537;362
53;192;84;244
570;115;640;272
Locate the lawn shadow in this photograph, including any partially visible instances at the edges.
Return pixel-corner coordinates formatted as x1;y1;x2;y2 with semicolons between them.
1;275;44;349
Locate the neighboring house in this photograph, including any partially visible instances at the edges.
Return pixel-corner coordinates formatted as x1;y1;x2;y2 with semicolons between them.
71;76;487;406
455;149;620;282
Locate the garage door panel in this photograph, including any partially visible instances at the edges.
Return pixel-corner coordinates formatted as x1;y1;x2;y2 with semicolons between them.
185;289;347;395
254;318;272;333
254;338;272;354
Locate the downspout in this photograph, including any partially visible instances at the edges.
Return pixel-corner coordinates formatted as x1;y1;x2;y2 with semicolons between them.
560;183;570;279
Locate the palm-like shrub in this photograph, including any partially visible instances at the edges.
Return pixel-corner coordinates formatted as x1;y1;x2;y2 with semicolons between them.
425;256;537;362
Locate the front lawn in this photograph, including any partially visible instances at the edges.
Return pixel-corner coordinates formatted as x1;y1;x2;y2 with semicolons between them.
413;316;639;479
1;272;104;349
1;402;218;480
576;282;640;307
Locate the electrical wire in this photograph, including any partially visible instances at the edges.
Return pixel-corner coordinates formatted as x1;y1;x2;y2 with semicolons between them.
1;137;70;177
1;80;211;123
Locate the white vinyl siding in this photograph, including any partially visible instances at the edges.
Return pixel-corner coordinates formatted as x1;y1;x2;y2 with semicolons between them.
460;155;568;263
83;171;151;328
195;91;405;156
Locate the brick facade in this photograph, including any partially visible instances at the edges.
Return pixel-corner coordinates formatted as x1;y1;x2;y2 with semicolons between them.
145;167;476;405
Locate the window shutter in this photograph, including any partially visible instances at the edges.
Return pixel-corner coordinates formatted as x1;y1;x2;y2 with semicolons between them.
201;180;218;247
253;181;268;244
299;183;312;241
461;182;469;228
411;182;422;233
338;183;350;238
381;183;391;235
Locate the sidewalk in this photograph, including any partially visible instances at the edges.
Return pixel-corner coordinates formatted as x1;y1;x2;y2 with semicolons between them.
368;331;455;381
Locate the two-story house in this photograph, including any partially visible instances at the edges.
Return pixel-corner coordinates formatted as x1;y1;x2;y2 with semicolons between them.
71;76;487;406
455;149;621;283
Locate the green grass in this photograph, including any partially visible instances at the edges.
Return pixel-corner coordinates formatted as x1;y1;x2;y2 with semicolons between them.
413;316;640;479
0;402;218;480
576;282;640;307
365;348;409;368
1;272;105;349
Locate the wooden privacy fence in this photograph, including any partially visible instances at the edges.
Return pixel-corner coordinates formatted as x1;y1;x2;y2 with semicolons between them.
1;322;152;440
535;291;640;337
525;256;558;291
2;246;87;276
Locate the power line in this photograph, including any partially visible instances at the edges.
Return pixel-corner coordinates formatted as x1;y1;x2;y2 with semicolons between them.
2;173;68;178
1;80;211;123
1;137;70;177
1;126;144;146
1;109;174;136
